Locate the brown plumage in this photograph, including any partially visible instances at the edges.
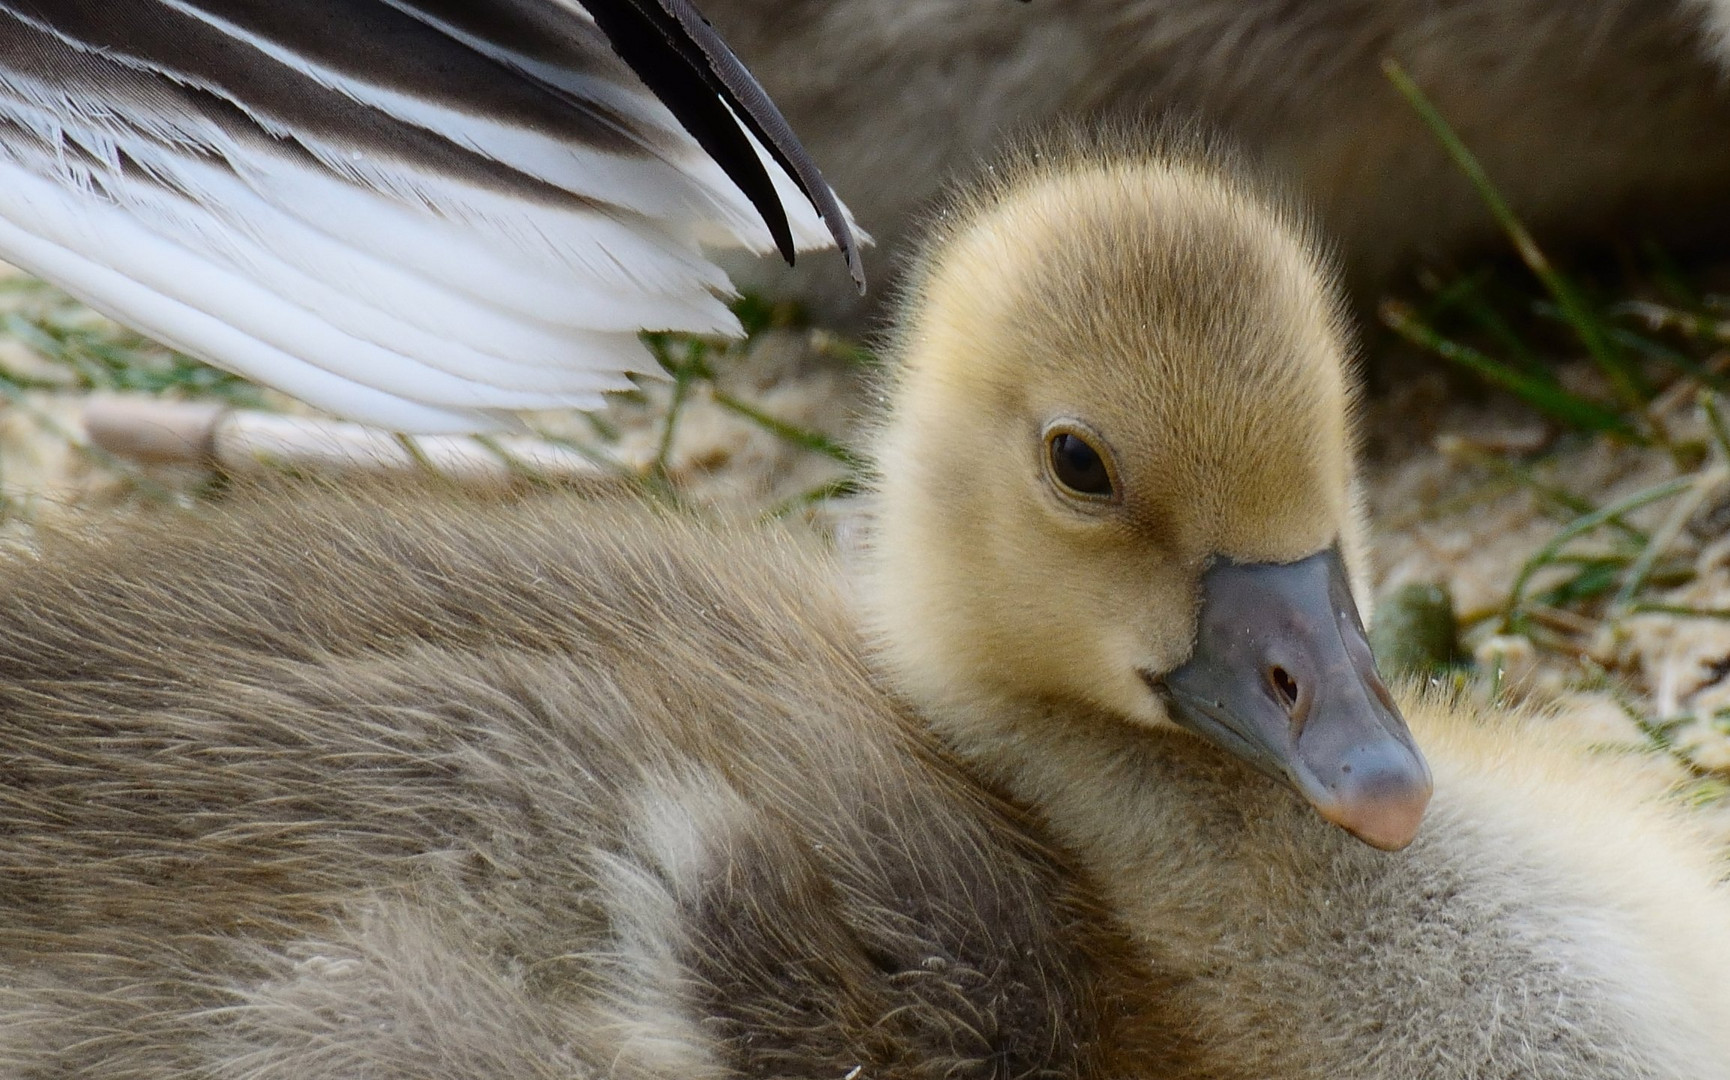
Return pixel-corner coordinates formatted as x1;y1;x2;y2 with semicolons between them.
702;0;1730;316
0;488;1178;1077
1;137;1729;1078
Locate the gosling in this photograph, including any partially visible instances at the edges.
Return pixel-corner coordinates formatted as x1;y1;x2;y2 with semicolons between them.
0;140;1725;1079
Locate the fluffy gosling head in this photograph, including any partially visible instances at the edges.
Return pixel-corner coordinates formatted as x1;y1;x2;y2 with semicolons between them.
865;145;1431;850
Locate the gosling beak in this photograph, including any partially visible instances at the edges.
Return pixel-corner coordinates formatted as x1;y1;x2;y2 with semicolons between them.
1155;548;1432;850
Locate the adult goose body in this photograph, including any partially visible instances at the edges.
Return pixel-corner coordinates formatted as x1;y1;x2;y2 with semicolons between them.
701;0;1730;314
0;0;861;432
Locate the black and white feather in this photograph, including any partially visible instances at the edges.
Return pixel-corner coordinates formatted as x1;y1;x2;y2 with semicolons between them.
0;0;863;432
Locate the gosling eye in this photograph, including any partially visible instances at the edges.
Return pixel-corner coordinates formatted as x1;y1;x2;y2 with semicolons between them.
1045;428;1117;500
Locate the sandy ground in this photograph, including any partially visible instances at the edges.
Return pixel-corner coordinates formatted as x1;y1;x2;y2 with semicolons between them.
1364;361;1730;777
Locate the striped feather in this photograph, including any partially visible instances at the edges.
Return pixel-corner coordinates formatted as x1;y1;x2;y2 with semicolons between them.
0;0;860;432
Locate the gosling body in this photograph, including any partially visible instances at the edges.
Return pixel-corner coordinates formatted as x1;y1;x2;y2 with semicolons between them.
0;492;1168;1078
1004;695;1730;1078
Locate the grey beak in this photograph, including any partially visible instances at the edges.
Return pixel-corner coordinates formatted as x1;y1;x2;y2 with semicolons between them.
1156;548;1432;851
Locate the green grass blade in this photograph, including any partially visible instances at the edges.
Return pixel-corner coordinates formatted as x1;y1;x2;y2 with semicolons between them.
1383;59;1649;420
1608;470;1720;614
1703;392;1730;464
711;390;862;468
1382;300;1639;439
1629;603;1730;621
1441;443;1647;542
1503;476;1695;630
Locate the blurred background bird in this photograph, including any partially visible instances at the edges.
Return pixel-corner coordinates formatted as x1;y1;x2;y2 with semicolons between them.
704;0;1730;319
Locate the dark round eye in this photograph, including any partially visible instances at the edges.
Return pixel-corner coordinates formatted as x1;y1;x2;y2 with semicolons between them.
1047;431;1114;498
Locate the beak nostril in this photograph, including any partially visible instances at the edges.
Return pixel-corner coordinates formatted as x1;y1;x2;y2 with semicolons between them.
1269;665;1299;709
1268;664;1313;738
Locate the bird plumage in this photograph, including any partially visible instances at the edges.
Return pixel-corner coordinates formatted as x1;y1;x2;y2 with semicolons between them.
0;137;1727;1077
0;0;860;432
702;0;1730;317
865;136;1730;1078
0;487;1173;1078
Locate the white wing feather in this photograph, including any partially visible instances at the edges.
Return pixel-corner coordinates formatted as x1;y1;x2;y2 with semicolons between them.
0;1;851;432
